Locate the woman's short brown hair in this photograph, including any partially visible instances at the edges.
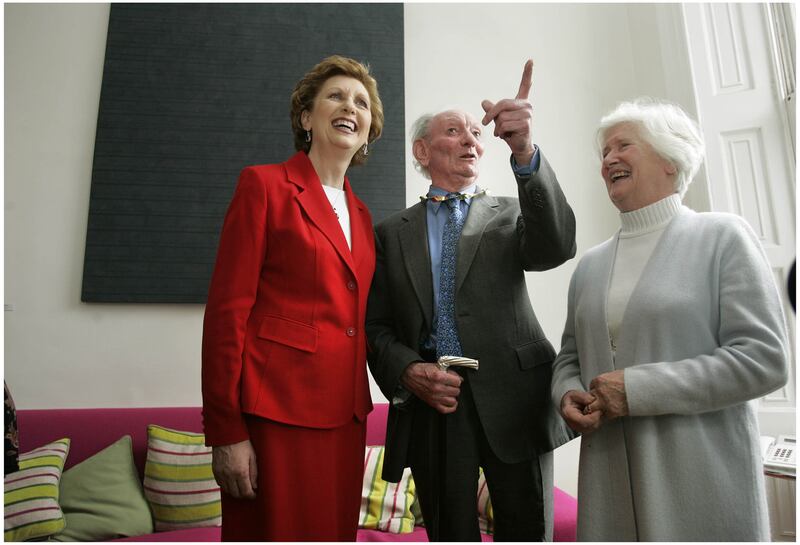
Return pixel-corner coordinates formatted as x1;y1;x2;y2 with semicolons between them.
290;55;384;166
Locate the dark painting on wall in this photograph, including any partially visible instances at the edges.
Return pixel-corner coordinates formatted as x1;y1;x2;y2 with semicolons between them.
81;3;405;303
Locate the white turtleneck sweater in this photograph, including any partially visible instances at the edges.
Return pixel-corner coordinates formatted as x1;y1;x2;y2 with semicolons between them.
607;194;685;353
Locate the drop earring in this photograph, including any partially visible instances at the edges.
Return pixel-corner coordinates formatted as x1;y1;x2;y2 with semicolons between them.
305;131;312;143
362;142;369;156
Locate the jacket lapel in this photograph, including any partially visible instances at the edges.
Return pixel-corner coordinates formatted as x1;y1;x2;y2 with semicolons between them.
398;202;434;330
286;152;356;275
455;193;499;294
345;179;373;284
591;235;620;374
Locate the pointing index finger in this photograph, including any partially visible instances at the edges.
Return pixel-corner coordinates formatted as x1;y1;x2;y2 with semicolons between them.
515;59;533;100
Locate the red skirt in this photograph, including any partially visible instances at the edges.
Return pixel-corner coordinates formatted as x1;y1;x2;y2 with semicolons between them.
220;414;366;541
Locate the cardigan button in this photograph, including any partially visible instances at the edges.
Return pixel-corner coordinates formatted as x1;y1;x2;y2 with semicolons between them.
347;281;357;291
346;327;356;337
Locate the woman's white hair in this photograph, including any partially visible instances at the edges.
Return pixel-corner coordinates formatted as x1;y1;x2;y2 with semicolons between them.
597;97;706;197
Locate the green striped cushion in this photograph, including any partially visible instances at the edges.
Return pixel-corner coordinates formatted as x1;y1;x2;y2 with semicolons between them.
359;446;416;533
142;425;220;531
410;494;424;526
477;467;494;535
4;438;70;541
400;468;494;532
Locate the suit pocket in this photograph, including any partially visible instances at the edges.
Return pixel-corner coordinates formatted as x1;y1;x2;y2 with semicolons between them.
257;314;318;353
515;338;556;370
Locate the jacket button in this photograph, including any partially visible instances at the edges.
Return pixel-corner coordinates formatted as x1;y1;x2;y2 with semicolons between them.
347;281;356;291
346;327;356;337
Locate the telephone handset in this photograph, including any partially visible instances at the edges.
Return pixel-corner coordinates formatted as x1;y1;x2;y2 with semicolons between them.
762;435;796;476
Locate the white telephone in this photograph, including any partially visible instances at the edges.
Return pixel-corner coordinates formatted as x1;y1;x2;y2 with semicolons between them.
761;435;796;476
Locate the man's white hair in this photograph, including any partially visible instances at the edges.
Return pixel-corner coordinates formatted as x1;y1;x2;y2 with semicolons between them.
596;97;705;197
410;113;436;179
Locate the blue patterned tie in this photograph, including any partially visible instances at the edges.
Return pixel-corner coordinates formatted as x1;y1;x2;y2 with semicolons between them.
436;194;465;359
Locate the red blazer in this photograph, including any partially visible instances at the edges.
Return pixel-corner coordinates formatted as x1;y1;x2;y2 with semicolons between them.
202;152;375;446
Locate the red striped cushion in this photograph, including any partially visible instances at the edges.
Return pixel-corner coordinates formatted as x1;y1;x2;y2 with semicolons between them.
359;446;416;533
477;467;494;534
142;425;220;531
4;438;70;541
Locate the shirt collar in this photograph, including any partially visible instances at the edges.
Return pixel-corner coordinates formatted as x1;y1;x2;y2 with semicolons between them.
426;183;479;214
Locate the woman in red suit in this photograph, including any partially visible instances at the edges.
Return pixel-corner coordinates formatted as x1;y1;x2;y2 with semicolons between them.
201;56;383;541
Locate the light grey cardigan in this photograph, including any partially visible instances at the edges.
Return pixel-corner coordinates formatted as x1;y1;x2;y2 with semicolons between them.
552;207;790;541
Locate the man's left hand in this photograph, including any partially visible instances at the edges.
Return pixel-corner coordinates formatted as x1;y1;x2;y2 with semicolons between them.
481;59;535;166
586;370;629;421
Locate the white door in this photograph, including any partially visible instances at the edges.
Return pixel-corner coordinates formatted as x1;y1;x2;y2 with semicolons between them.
683;3;796;541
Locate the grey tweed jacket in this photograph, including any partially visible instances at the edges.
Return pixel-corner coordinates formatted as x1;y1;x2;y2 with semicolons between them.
366;152;577;482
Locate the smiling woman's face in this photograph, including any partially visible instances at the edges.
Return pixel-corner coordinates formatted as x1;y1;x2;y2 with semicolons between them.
600;122;677;212
414;110;485;190
301;75;372;158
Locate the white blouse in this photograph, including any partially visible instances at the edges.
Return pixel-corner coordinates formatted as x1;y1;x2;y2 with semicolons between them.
322;185;351;249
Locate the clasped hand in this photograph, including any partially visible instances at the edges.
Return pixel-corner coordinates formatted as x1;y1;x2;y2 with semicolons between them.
401;362;463;414
560;390;602;434
586;370;628;421
561;370;629;434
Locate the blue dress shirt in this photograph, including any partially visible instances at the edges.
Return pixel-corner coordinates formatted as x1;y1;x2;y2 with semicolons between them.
422;148;540;353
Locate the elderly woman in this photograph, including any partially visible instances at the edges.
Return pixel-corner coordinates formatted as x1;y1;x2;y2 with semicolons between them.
202;55;383;541
552;98;789;541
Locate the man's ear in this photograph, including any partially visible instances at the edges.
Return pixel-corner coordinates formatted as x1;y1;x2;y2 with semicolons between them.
301;110;312;132
412;139;430;166
665;162;677;176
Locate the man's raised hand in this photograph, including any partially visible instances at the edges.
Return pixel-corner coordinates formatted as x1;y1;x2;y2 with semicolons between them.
480;59;535;165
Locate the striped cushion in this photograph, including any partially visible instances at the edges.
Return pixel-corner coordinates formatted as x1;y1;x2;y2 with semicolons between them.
142;425;220;531
359;446;416;533
4;438;70;541
477;467;494;535
410;494;424;526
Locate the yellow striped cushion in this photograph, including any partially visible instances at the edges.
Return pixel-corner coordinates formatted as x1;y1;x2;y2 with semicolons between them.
477;467;494;535
142;425;220;531
359;446;416;533
4;438;70;541
410;494;424;526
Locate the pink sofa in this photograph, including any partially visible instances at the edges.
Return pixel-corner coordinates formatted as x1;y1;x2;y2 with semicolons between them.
17;404;577;542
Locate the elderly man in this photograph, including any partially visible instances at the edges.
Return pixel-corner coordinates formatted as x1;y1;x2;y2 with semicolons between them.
366;61;576;541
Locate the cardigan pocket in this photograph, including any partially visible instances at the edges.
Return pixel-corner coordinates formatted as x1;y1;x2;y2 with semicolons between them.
515;338;556;370
257;314;318;353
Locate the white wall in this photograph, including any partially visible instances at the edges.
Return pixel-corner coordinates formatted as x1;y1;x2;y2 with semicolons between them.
5;3;691;496
5;4;206;409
